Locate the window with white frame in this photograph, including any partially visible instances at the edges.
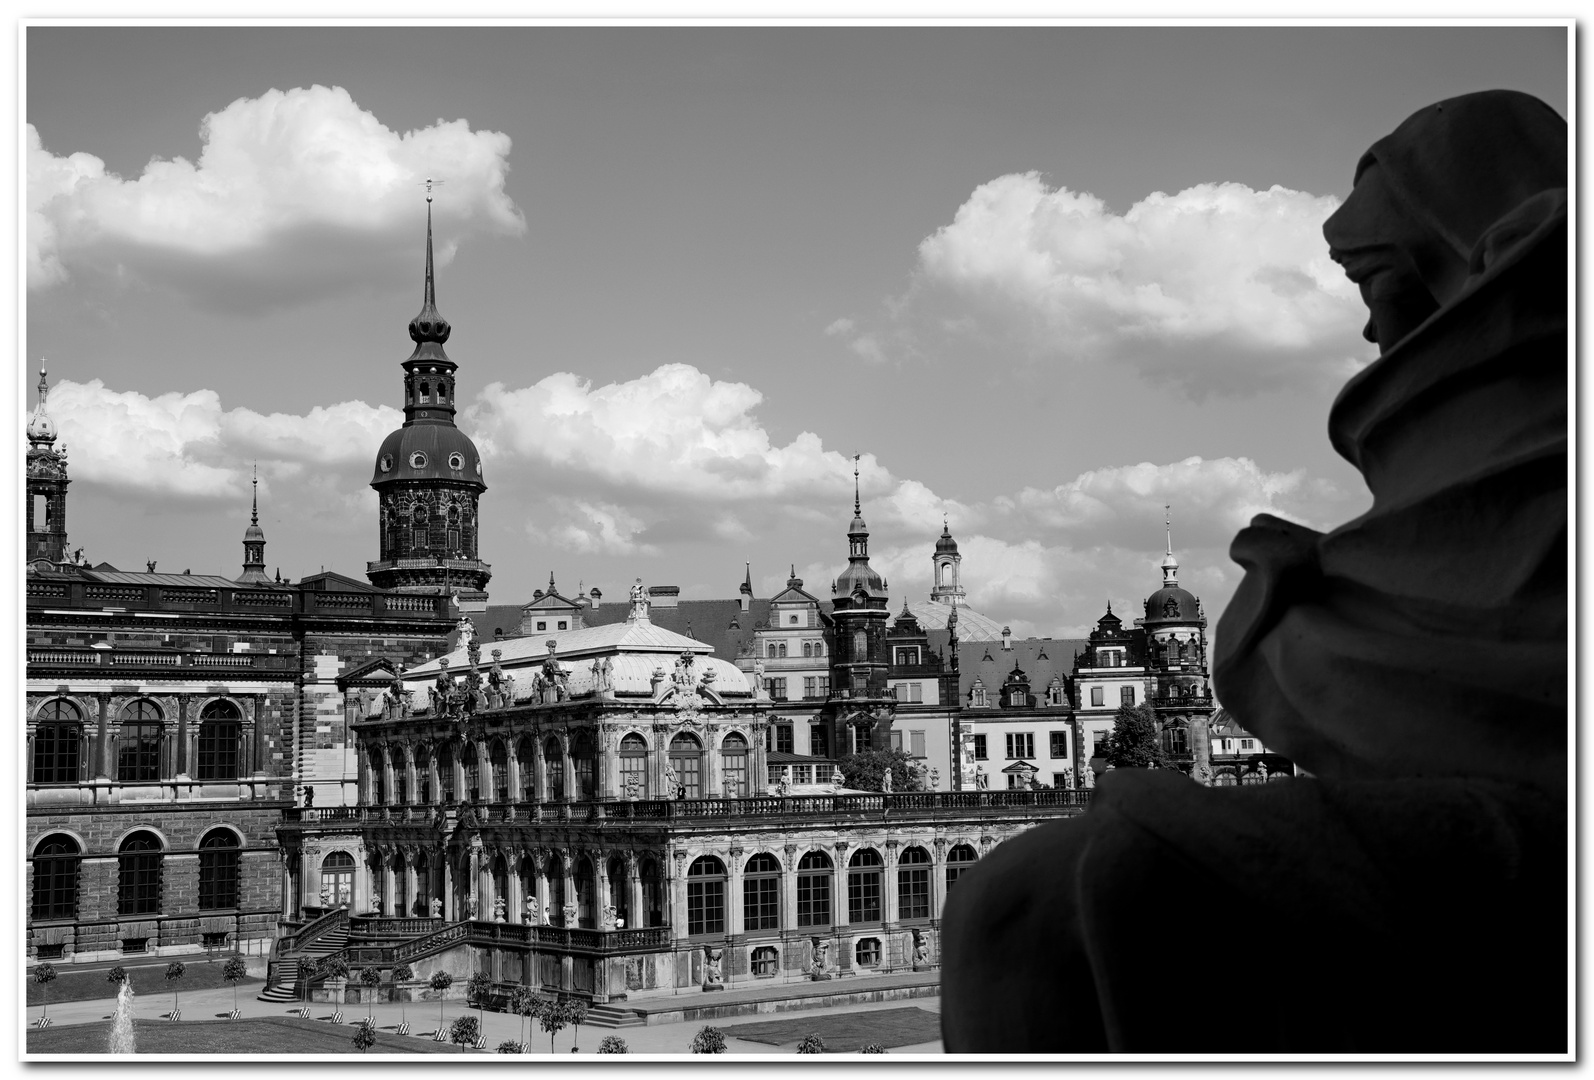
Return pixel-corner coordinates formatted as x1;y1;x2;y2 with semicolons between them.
1005;733;1034;759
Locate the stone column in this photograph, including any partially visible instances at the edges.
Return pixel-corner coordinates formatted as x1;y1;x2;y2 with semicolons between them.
175;694;190;777
383;745;397;805
727;846;745;937
452;743;467;804
506;744;521;805
383;855;397;917
562;851;577;926
95;693;111;779
883;839;900;930
627;854;643;929
507;851;522;923
782;844;799;944
532;851;549;924
832;841;851;973
442;853;455;920
669;850;687;939
593;849;609;926
930;838;948;922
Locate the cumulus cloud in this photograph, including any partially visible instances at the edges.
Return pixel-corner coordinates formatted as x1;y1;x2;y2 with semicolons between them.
43;365;1365;638
28;85;524;309
859;172;1375;396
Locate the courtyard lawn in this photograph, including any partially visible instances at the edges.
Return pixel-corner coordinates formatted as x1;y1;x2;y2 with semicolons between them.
27;961;263;1006
27;1017;474;1055
722;1006;943;1052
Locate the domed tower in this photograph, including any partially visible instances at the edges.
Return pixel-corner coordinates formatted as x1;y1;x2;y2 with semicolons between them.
367;195;491;607
26;362;70;569
237;467;271;585
829;457;891;700
930;517;966;606
1141;507;1214;771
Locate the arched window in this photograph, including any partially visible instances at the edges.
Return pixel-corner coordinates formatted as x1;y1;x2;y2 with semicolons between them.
575;856;596;928
897;846;931;920
720;732;748;798
778;642;788;658
814;641;824;657
607;856;629;926
198;829;240;910
490;740;509;802
669;733;703;799
118;700;164;783
767;643;777;659
368;746;387;805
852;629;867;661
803;642;813;658
743;852;780;931
642;858;663;927
543;737;564;802
548;853;567;925
619;733;649;798
847;848;883;925
447;504;461;552
414;745;433;804
414;851;431;917
118;831;163;916
516;737;535;802
462;743;480;802
946;844;978;892
571;731;596;801
197;700;242;781
517;855;535;920
32;834;80;921
686;856;726;936
32;700;83;785
321;850;355;908
797;851;832;928
419;380;430;403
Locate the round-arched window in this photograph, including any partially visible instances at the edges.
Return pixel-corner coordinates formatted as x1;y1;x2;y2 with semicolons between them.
720;732;748;798
197;699;241;781
619;733;648;799
118;700;163;783
118;831;163;916
898;846;932;920
687;856;726;936
847;848;883;925
744;852;780;931
32;699;83;785
448;452;465;471
669;733;703;799
946;843;979;891
797;851;832;928
32;834;80;921
409;451;428;469
198;829;240;910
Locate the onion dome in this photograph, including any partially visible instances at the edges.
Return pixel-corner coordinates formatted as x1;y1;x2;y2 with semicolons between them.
27;364;56;444
935;519;959;554
834;459;887;597
1144;516;1201;625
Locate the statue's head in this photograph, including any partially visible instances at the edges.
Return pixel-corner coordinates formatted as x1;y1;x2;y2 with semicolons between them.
1323;90;1565;354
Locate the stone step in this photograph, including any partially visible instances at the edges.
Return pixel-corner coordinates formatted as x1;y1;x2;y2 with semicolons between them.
586;1004;646;1029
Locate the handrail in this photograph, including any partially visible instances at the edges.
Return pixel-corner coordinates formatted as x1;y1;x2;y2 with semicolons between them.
281;906;348;955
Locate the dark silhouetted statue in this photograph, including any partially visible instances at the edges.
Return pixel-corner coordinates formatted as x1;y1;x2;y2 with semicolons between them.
939;90;1566;1054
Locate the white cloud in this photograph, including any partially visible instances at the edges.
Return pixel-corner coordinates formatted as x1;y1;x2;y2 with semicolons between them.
28;85;524;307
888;172;1374;396
42;367;1365;640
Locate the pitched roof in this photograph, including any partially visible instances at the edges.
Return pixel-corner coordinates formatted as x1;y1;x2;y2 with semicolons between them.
86;570;247;589
958;637;1088;703
891;600;1006;641
583;597;771;662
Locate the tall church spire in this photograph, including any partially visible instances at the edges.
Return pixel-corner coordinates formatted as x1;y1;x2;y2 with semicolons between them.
26;360;70;568
1161;503;1179;585
238;464;270;585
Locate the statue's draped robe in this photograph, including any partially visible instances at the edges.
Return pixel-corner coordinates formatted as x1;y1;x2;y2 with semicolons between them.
940;94;1566;1054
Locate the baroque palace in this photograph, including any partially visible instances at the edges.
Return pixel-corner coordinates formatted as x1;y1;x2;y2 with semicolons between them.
25;204;1282;1011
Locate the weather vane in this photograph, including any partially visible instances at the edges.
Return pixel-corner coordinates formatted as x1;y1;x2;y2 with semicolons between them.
420;176;446;203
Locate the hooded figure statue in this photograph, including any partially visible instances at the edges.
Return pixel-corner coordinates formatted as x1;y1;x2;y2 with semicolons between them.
939;91;1566;1055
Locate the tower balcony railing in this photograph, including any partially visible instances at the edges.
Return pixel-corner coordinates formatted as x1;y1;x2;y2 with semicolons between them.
366;556;492;573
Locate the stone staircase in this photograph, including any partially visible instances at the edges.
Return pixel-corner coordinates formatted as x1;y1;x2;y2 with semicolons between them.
258;957;302;1002
586;1003;645;1029
301;925;350;959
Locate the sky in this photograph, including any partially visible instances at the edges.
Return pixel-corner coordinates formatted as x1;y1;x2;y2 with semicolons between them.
23;23;1568;641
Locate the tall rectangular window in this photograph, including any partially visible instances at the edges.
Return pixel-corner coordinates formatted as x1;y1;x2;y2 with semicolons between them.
118;724;162;783
686;878;724;936
848;866;882;924
910;730;926;757
774;725;793;755
810;724;830;758
803;676;817;699
197;722;240;781
1005;733;1034;759
1050;731;1069;758
1120;685;1136;706
797;873;830;927
890;730;903;751
1090;686;1105;706
817;676;829;698
910;682;923;703
744;876;779;932
771;677;787;701
973;734;987;760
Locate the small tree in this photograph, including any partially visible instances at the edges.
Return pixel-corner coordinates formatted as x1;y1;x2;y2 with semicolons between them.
796;1033;826;1053
449;1014;479;1048
511;986;539;1050
391;962;414;1028
597;1034;629;1054
690;1025;728;1054
564;997;590;1052
837;748;924;793
497;1039;524;1053
429;971;454;1031
222;955;248;1015
860;1043;887;1053
352;1023;377;1053
1104;702;1168;769
359;966;383;1023
34;962;56;1023
106;966;128;987
165;962;186;1017
539;998;568;1053
466;969;493;1031
321;954;350;983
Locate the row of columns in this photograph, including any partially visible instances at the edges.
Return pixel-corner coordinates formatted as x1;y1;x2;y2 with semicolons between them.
357;724;768;808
